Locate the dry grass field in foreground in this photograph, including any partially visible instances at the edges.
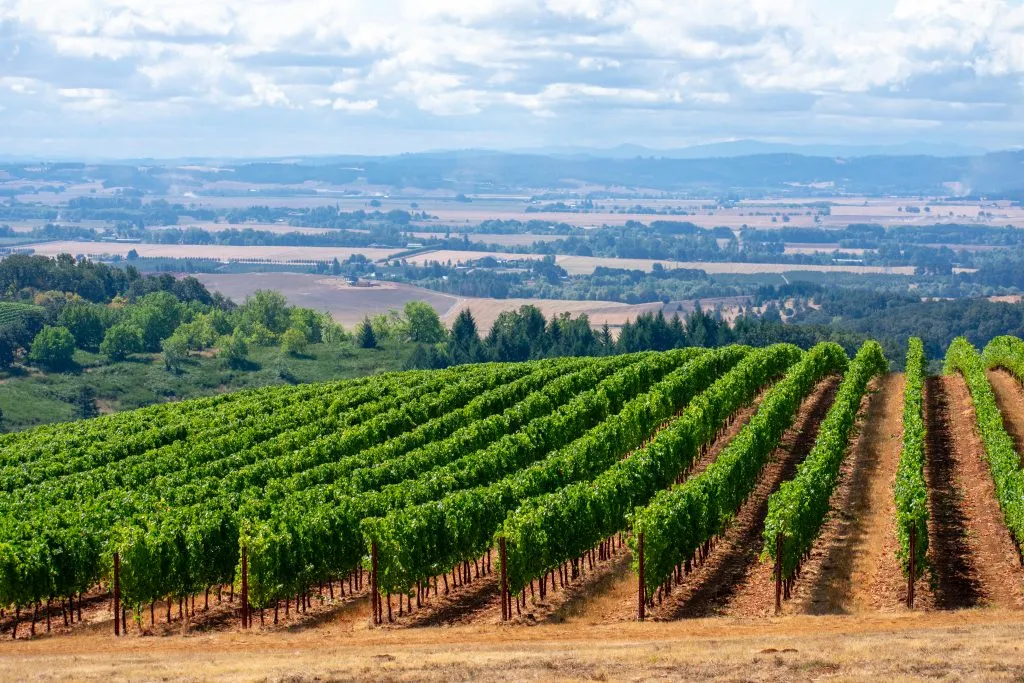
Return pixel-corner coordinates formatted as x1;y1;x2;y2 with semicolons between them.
2;611;1024;681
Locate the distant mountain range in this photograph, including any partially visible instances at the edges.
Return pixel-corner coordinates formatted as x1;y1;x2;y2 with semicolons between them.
510;140;994;159
4;146;1023;198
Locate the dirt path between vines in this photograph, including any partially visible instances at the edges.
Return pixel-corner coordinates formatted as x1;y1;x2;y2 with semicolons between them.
787;374;909;614
989;369;1024;462
651;378;839;619
396;393;769;628
6;611;1024;681
536;393;771;624
924;374;1024;610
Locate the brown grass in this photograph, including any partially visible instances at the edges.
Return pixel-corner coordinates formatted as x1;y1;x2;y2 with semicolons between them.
193;274;460;327
406;250;920;276
6;612;1024;681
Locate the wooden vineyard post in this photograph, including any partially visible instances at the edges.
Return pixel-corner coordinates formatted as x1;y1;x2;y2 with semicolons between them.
499;537;509;622
774;534;783;615
637;532;645;622
907;527;916;609
370;542;379;626
241;546;249;629
113;552;121;637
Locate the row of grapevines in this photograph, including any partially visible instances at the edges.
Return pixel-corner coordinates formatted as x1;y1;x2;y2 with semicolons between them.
0;362;548;607
761;341;887;579
983;335;1024;383
500;344;806;594
1;363;502;505
112;355;637;608
244;350;701;606
945;337;1024;548
895;338;928;579
0;301;44;328
254;355;639;503
363;346;758;597
125;362;543;507
0;370;391;470
632;342;850;596
0;370;413;488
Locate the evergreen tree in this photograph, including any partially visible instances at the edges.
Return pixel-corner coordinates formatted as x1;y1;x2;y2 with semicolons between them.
357;318;377;349
669;313;686;347
599;322;613;354
449;309;484;363
76;386;98;420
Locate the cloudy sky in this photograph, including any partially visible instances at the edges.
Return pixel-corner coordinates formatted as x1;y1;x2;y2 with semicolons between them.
1;0;1023;158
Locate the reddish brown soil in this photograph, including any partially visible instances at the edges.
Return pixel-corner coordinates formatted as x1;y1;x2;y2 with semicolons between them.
989;369;1024;461
924;375;1024;610
648;378;839;619
0;580;375;641
538;395;770;624
785;375;910;614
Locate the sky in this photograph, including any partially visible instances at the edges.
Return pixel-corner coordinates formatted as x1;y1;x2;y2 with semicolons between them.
0;0;1023;159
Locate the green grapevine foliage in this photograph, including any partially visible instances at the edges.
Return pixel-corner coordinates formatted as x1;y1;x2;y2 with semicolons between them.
762;341;887;579
633;342;850;596
894;338;928;579
946;337;1024;550
499;344;805;594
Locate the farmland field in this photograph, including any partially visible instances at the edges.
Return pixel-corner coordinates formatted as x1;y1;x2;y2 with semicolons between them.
193;274;462;328
405;249;922;275
408;232;565;246
20;241;404;263
192;272;748;331
4;337;1024;681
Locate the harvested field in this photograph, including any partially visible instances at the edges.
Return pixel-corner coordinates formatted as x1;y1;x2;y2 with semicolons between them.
169;221;345;235
554;255;919;276
406;250;921;275
408;232;565;246
441;296;748;332
191;273;747;330
783;244;867;255
21;241;403;263
193;274;460;327
404;249;547;267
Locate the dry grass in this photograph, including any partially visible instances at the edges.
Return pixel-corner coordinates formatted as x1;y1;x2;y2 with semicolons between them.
408;232;564;246
442;296;748;332
5;611;1024;681
405;250;921;275
166;221;344;235
193;274;460;327
554;255;919;276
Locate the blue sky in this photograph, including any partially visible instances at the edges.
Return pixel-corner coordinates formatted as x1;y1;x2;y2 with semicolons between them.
0;0;1022;158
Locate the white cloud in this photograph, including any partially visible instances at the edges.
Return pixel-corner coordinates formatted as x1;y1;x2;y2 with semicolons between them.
332;97;378;112
1;0;1023;155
